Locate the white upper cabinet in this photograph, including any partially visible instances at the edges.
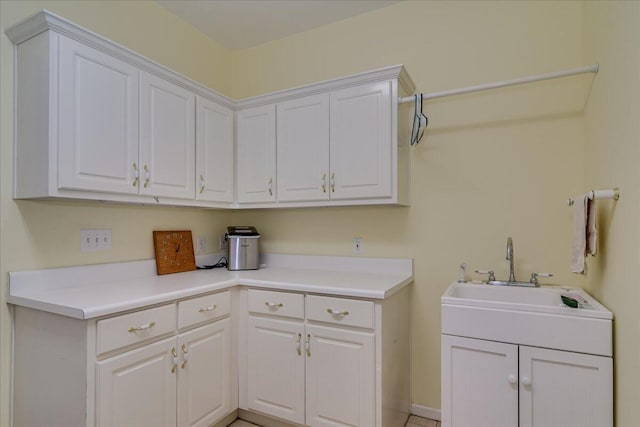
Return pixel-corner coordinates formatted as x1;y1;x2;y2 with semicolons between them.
236;105;277;203
9;11;414;209
196;97;234;203
140;72;195;199
57;36;140;194
237;67;413;208
277;94;330;202
330;81;392;200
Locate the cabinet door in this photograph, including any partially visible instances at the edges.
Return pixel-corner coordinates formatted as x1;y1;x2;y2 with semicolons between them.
140;72;195;199
177;318;232;427
441;335;518;427
96;337;177;427
58;36;139;194
330;81;392;200
519;346;613;427
196;97;234;203
236;105;276;203
305;324;375;427
247;316;305;424
277;94;330;202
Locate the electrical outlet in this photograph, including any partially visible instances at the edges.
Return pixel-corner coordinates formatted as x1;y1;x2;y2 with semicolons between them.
353;237;363;254
197;236;206;253
80;229;112;252
219;234;228;250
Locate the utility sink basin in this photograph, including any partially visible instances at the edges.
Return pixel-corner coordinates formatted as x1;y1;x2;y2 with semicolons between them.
441;282;613;356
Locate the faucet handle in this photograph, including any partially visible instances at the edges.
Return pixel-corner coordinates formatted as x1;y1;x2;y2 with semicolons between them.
530;272;553;285
475;270;496;282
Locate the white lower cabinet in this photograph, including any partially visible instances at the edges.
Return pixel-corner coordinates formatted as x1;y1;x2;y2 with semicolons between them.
241;288;409;427
441;335;613;427
247;316;306;424
97;337;178;427
12;290;236;427
305;324;375;427
98;318;233;427
178;318;232;427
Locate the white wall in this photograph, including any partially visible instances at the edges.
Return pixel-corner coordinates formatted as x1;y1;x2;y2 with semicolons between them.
583;2;640;426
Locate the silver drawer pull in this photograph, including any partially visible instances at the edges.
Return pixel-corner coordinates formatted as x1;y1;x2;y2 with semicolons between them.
198;305;217;313
128;321;156;333
265;301;284;309
327;308;350;317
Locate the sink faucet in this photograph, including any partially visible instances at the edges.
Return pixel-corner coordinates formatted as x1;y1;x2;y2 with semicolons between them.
506;237;516;282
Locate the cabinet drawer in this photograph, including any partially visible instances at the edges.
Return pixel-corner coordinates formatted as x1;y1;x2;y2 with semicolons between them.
178;290;230;329
97;304;176;355
306;295;374;329
248;289;304;319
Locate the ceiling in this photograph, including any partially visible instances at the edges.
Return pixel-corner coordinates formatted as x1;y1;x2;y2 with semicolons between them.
155;0;402;50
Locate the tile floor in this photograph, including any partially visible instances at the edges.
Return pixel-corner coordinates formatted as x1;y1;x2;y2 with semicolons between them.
228;415;440;427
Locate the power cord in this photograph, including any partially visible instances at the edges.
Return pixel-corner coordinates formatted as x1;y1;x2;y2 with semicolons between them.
196;256;228;270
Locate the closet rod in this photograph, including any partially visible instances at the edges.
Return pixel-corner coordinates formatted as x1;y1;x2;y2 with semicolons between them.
398;63;599;103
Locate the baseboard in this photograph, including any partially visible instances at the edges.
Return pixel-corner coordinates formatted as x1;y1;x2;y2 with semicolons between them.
411;403;441;421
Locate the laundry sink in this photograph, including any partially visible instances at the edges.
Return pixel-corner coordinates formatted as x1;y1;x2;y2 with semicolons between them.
441;281;613;356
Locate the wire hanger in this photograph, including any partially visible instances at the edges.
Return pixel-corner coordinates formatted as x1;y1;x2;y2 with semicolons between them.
410;94;428;145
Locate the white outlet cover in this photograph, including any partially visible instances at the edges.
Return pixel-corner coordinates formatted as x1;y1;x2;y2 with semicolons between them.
353;237;363;254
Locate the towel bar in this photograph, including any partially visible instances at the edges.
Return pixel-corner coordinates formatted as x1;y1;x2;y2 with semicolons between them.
567;187;620;206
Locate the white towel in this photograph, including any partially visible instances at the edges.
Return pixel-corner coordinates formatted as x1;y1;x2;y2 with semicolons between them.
571;194;598;274
587;197;598;256
571;194;588;273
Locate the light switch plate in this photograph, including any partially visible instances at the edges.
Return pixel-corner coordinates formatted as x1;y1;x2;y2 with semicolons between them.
80;229;112;252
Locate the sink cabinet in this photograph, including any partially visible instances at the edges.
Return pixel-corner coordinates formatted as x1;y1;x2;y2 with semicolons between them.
13;290;236;427
441;282;613;427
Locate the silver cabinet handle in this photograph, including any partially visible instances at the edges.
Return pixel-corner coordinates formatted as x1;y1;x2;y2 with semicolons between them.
181;343;189;369
143;164;150;188
128;321;155;333
132;163;139;187
171;347;178;373
327;308;350;317
296;333;302;356
330;172;335;193
198;304;217;313
267;177;273;196
305;334;311;357
321;173;327;193
199;174;205;194
265;301;284;309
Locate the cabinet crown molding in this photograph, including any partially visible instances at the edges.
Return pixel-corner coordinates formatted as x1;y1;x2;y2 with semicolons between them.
236;65;416;110
6;9;236;110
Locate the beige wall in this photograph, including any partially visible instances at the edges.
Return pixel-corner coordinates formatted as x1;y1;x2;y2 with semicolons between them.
1;1;638;426
0;2;233;426
231;0;590;413
582;2;640;426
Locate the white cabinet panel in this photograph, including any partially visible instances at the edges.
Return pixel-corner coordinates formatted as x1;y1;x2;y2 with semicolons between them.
305;324;375;427
96;337;177;427
58;36;139;194
441;335;518;427
196;97;234;203
178;319;232;427
519;346;612;427
140;72;195;199
330;81;392;200
442;336;613;427
236;105;276;203
277;94;330;202
247;315;305;424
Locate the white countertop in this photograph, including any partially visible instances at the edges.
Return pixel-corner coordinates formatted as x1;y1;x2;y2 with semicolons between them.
8;254;413;319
